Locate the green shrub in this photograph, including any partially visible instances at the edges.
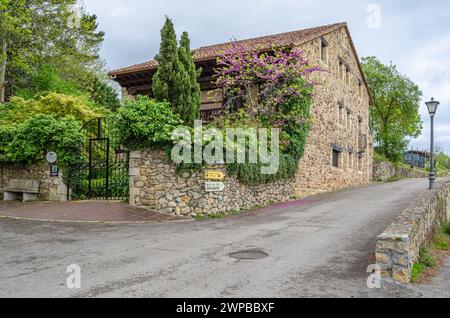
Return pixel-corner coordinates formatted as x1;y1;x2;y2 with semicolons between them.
0;114;84;182
445;224;450;236
116;96;182;150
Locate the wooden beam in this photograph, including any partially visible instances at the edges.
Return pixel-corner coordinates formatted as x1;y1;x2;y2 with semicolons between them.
128;84;152;93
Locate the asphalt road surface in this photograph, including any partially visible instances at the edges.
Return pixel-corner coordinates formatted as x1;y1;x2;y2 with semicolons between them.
1;178;448;298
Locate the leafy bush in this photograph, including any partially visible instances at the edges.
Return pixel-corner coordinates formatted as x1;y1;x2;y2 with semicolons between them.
73;175;129;199
0;114;85;182
116;95;182;150
0;93;106;125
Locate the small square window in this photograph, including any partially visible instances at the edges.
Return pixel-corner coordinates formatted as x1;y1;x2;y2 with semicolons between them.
332;149;340;168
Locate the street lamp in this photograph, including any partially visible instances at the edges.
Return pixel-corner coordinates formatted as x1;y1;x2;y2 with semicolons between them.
425;97;440;190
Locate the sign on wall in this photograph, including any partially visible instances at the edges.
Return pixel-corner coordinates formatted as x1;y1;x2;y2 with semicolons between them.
204;171;225;181
205;182;225;192
46;151;58;164
50;164;59;177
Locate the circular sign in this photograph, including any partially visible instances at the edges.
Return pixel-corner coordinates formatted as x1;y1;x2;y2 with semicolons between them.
46;152;58;164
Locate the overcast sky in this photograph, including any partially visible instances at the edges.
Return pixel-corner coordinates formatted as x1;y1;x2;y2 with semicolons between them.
84;0;450;153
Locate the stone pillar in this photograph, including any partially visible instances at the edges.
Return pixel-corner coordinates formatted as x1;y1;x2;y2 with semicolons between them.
129;151;141;206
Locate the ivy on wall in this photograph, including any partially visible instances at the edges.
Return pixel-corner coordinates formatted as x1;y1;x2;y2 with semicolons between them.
0;114;85;183
213;43;318;184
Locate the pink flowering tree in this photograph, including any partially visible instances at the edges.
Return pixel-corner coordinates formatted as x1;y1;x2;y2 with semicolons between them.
215;42;320;125
214;42;321;166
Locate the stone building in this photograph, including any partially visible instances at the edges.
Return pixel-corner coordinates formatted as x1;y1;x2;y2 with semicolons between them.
110;22;373;214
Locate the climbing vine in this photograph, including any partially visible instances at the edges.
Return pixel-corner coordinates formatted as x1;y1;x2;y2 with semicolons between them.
213;43;319;184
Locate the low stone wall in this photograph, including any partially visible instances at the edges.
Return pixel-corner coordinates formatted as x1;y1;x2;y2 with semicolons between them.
129;150;296;216
373;161;428;182
0;161;67;202
375;180;450;283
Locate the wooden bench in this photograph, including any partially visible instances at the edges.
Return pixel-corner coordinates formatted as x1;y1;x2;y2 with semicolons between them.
3;179;40;202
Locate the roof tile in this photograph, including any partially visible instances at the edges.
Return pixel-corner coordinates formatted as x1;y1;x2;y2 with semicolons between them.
109;22;347;76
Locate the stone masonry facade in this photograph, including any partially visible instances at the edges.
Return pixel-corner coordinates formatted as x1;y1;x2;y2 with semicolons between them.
129;26;373;215
293;27;373;196
0;161;67;202
129;150;296;215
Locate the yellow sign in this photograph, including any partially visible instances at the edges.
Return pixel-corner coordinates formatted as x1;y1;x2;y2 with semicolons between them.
204;171;225;181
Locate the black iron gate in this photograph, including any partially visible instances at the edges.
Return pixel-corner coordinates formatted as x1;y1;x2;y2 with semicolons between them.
69;117;129;201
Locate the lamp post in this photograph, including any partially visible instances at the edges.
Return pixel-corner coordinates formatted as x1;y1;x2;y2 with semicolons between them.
425;98;440;190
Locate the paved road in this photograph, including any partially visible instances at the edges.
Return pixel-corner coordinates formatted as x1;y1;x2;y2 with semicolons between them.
0;178;448;298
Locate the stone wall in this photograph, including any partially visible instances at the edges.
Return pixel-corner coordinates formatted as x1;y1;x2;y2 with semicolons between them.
375;180;450;283
293;27;373;196
129;150;296;216
373;161;429;182
0;161;67;202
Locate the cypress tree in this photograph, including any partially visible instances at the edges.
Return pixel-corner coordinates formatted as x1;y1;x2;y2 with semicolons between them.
178;32;201;125
152;17;190;118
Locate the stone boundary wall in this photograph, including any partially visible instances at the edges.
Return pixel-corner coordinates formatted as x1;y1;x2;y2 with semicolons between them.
129;150;296;216
375;180;450;283
373;161;428;182
0;161;67;202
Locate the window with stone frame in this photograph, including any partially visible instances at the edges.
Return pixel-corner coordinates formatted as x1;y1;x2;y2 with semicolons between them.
320;37;328;63
345;66;350;85
358;80;363;97
346;109;352;130
332;145;342;168
358;116;363;134
338;102;345;125
358;152;364;171
339;60;344;81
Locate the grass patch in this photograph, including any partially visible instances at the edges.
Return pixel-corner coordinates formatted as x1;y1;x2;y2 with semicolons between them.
419;246;437;268
193;205;265;221
386;176;401;183
433;225;450;251
412;223;450;283
411;263;426;283
194;210;243;221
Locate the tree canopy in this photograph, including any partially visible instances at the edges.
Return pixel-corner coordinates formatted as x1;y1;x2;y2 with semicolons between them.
152;17;200;125
361;56;423;162
0;0;118;109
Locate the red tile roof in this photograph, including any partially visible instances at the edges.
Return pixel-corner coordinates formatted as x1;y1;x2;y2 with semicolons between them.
109;22;347;76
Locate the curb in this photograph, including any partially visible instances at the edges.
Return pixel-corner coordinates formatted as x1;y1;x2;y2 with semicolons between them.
0;214;193;225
